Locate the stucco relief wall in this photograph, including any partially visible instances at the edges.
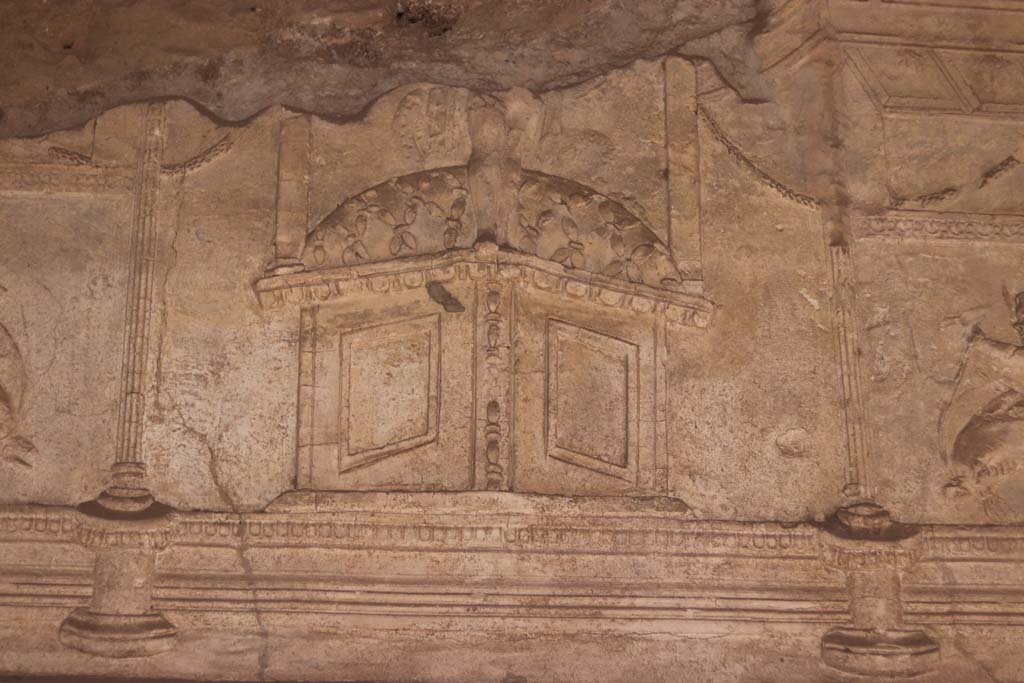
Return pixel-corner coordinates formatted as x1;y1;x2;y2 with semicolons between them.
0;70;847;517
3;1;1024;681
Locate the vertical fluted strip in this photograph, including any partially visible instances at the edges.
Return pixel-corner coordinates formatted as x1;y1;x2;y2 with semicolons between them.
113;103;166;471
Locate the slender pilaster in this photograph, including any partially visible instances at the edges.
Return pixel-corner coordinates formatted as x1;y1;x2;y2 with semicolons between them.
102;101;167;513
663;57;702;282
266;112;311;275
827;239;871;500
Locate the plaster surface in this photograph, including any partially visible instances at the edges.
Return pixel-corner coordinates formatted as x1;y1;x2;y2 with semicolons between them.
2;1;1024;681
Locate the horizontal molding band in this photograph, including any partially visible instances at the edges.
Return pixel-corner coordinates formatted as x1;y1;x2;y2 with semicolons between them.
4;504;1024;563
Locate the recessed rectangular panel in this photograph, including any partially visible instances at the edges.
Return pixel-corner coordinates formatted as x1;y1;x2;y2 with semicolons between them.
300;292;474;492
339;314;440;473
346;329;432;453
546;319;638;481
848;46;968;113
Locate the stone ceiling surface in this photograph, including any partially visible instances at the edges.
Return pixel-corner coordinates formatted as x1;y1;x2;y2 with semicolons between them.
3;0;1024;681
0;0;768;139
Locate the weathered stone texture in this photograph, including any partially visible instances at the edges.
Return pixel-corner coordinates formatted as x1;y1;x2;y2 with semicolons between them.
2;1;1024;681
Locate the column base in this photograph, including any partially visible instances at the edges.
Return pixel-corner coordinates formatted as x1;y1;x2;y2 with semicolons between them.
821;627;940;678
58;608;177;658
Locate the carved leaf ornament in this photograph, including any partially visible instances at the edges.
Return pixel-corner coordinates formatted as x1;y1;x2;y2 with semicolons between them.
302;167;685;292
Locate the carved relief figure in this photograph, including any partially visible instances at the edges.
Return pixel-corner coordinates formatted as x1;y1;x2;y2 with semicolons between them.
941;292;1024;519
0;322;35;468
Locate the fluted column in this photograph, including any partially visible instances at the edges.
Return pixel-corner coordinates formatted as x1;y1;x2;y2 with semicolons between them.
60;102;178;657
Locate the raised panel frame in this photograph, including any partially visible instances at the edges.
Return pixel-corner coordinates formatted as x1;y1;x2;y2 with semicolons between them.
545;319;640;482
509;287;667;496
338;314;441;473
295;288;474;492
